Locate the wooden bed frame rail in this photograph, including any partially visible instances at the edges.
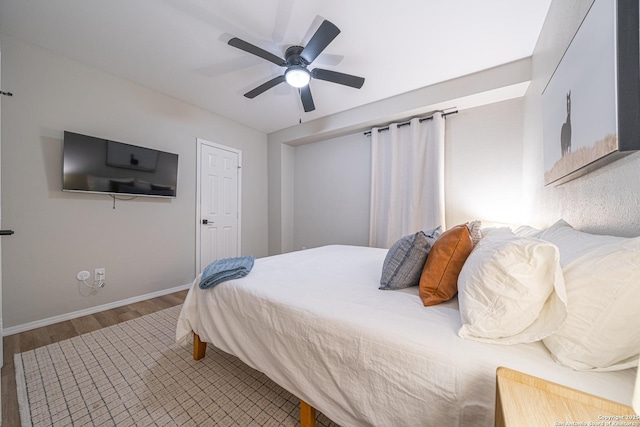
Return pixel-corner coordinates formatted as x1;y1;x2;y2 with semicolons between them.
194;332;317;427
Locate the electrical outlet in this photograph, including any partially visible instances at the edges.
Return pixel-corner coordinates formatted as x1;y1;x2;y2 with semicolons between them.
77;270;91;281
95;268;105;281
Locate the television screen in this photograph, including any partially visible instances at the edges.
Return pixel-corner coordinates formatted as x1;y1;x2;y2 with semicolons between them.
63;131;178;198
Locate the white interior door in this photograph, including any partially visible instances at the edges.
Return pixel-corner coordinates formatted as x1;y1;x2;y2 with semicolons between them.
196;139;241;273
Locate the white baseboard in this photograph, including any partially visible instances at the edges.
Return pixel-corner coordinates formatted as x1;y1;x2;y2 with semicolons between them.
3;282;192;336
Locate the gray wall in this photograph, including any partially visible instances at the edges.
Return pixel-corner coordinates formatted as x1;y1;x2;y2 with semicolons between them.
267;140;283;256
445;98;524;227
522;0;640;237
293;133;371;250
292;98;525;250
1;35;268;328
267;140;294;255
281;143;294;252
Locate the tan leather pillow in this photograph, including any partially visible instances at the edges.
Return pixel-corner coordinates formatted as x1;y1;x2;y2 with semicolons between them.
419;224;474;306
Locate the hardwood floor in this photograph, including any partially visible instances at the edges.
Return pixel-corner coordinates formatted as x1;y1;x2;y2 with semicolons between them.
1;289;188;426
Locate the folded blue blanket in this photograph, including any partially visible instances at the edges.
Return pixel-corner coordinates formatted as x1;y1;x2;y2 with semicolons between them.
199;256;255;289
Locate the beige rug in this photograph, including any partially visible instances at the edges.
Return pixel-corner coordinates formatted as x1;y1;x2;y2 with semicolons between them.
15;305;338;426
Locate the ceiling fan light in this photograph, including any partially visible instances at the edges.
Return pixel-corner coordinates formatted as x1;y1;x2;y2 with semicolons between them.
285;67;311;88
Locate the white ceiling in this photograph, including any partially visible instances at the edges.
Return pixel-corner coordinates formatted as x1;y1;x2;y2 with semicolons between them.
0;0;551;134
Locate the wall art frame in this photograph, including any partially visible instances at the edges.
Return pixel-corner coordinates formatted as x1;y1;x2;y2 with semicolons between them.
542;0;640;186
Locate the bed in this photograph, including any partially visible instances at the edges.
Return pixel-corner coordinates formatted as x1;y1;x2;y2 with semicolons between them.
176;242;637;426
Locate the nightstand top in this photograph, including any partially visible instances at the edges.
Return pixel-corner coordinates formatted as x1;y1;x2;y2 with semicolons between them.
495;367;637;427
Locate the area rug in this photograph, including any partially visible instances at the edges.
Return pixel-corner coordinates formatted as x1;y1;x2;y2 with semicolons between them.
15;305;338;427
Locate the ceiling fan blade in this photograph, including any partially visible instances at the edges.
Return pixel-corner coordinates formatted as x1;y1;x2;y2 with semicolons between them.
244;75;286;98
312;68;365;89
272;0;294;43
300;20;340;64
300;86;315;112
228;37;286;67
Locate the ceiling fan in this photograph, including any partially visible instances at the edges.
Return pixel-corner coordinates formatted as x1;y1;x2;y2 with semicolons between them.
227;19;365;112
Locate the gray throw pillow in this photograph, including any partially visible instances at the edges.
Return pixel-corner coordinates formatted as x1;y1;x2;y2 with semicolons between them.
379;227;442;290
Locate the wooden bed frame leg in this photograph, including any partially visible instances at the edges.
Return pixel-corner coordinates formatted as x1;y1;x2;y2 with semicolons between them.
193;332;207;360
300;400;317;427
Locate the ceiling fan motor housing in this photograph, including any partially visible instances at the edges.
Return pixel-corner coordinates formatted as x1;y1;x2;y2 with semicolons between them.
285;45;308;67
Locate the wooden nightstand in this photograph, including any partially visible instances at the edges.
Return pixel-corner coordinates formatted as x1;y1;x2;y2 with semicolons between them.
495;367;636;427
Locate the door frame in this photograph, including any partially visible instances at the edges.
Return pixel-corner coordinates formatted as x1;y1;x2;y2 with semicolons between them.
195;138;242;275
0;47;4;425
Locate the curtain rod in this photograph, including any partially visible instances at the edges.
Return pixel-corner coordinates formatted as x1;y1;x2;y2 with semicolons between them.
363;110;458;136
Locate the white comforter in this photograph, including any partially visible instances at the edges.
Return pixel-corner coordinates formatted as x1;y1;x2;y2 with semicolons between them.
176;245;635;427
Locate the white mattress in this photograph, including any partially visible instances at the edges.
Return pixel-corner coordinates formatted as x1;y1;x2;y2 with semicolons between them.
176;245;636;427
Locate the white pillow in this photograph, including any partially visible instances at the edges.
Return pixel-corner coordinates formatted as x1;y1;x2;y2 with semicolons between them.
542;235;640;371
539;219;627;266
457;228;567;344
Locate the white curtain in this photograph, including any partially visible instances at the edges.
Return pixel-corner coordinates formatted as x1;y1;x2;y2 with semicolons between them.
369;114;445;248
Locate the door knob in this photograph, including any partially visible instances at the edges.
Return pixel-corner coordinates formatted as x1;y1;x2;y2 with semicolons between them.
0;230;14;236
202;219;214;225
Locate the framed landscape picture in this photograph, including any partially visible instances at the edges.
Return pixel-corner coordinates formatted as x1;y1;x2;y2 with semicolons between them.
542;0;640;186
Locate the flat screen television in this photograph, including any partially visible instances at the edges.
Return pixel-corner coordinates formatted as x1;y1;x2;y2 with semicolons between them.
63;131;178;198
